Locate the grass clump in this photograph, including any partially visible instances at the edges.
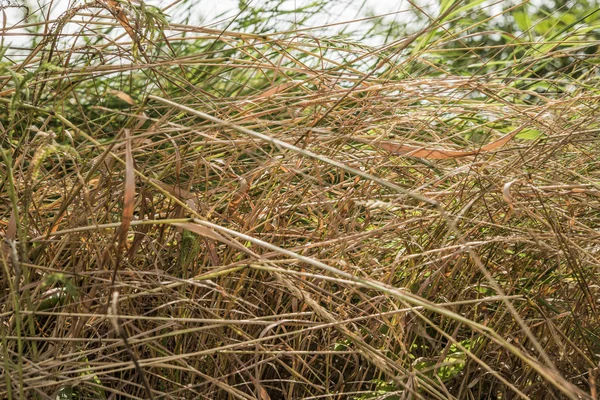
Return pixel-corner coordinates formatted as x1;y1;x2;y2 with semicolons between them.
1;0;600;398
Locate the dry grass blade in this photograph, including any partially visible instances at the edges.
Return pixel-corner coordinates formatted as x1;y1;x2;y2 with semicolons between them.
1;0;600;398
172;222;255;256
148;95;438;206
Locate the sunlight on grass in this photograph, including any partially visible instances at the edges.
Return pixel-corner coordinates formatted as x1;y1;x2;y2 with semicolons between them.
1;0;600;398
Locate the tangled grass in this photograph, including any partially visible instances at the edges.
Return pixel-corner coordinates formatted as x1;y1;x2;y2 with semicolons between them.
1;0;600;398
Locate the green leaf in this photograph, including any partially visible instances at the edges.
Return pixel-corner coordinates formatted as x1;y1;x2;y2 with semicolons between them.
513;11;532;32
516;128;543;140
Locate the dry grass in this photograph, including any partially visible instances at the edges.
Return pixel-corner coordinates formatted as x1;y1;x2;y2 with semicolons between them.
1;0;600;399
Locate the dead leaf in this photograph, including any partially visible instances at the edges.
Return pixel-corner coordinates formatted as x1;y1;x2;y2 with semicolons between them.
102;0;136;40
150;178;198;211
358;125;526;159
116;129;135;250
173;222;252;256
502;179;521;220
109;90;137;106
228;176;251;215
150;178;196;200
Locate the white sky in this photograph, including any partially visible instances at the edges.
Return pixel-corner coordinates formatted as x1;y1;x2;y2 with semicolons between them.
2;0;429;50
1;0;559;59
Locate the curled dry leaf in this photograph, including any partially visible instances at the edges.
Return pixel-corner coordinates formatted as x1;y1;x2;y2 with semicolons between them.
228;175;253;216
101;0;136;40
149;178;198;210
502;179;521;219
116;129;135;250
109;90;137;106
